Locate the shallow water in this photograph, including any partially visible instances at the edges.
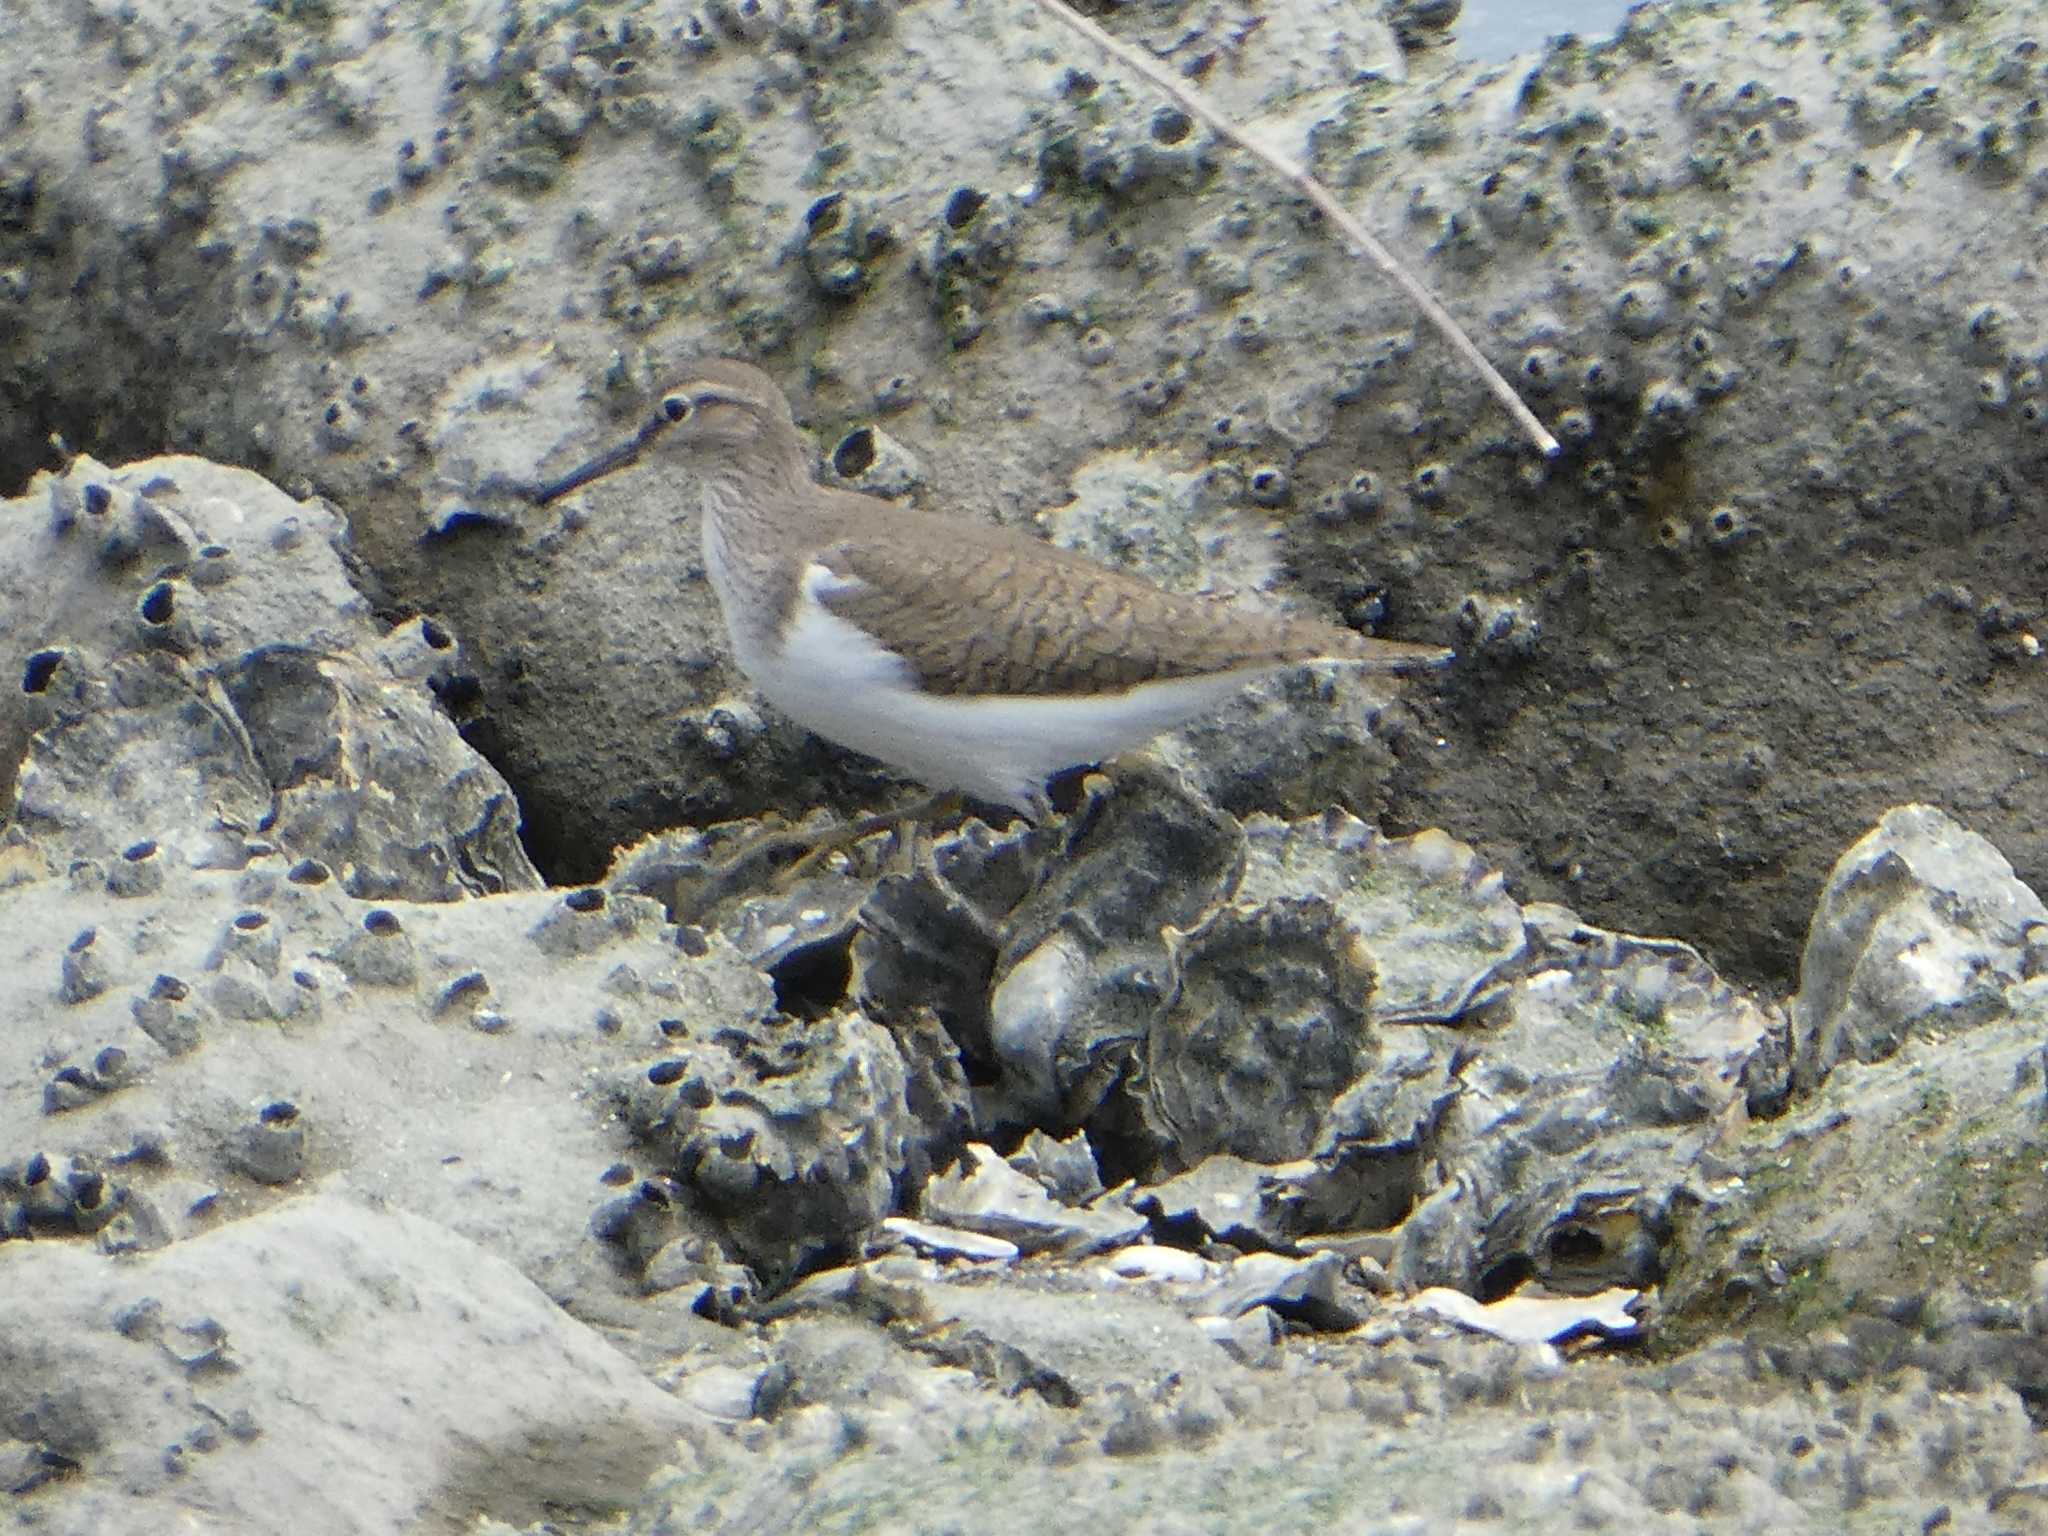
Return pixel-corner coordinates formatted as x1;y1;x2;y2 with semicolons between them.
1459;0;1649;60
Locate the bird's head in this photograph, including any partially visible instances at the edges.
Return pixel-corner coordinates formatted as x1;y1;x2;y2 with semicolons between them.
533;359;801;503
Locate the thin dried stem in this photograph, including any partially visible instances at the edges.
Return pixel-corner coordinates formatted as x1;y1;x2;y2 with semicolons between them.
1026;0;1561;459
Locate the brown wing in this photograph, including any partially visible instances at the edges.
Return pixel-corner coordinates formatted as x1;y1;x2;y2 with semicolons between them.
805;502;1450;698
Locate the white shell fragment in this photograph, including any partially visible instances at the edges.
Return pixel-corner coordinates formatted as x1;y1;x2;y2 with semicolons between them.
1410;1285;1642;1349
876;1217;1020;1264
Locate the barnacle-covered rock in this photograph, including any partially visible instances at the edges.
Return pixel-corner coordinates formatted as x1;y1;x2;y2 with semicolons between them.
0;1194;696;1531
1035;75;1215;203
12;0;2048;1521
1;457;538;900
798;190;896;299
915;185;1018;349
614;1000;917;1279
1037;451;1289;609
1146;897;1376;1166
1234;811;1524;1025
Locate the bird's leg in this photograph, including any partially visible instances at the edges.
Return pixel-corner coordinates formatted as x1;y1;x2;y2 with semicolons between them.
664;811;836;925
879;791;964;882
772;789;961;887
664;792;975;925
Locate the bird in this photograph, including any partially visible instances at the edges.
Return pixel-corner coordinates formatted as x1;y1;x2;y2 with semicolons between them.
534;358;1451;824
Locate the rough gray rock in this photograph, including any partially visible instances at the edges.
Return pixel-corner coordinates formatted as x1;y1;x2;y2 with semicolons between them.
3;445;2045;1530
1665;804;2048;1393
0;1192;699;1536
1790;802;2048;1092
0;455;538;901
3;0;2043;987
6;4;2048;1534
636;1256;2044;1536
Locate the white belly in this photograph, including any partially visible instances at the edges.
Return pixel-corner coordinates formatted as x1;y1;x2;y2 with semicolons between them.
705;534;1264;817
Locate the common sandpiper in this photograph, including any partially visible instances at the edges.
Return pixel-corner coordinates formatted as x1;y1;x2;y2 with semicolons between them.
535;359;1451;824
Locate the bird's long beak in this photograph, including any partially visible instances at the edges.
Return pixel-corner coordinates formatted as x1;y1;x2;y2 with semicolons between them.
531;412;668;504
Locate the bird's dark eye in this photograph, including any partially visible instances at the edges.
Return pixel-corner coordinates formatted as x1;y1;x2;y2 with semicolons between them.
661;394;692;422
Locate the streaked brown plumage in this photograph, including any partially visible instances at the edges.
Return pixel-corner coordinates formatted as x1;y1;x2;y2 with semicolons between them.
535;359;1450;816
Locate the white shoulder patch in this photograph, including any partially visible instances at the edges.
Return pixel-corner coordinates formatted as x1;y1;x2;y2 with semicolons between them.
802;560;867;603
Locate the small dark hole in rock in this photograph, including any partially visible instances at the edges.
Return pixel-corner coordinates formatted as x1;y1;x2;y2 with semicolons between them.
259;1100;298;1126
768;937;854;1021
200;544;229;560
69;929;96;953
1476;1253;1536;1303
420;617;452;649
25;1152;51;1184
600;1162;634;1186
151;975;188;1001
363;910;402;936
83;484;111;515
832;427;877;478
288;859;330;885
1547;1225;1604;1265
432;673;482;710
1039;766;1092;819
1150;107;1191;144
123;841;158;861
22;650;62;693
233;912;268;931
1075;1117;1150;1187
564;887;606;913
943;186;987;229
139;582;175;625
658;1018;687;1038
647;1059;687;1086
805;192;845;233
